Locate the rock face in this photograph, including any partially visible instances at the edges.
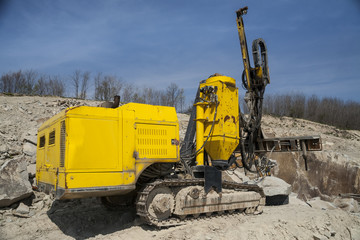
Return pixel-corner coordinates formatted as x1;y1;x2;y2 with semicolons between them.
271;151;360;200
261;115;360;200
0;157;33;207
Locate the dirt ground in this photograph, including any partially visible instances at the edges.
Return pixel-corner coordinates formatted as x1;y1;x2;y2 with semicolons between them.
1;95;360;240
1;194;359;240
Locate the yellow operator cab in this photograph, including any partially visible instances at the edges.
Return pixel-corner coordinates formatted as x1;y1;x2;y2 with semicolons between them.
36;103;180;200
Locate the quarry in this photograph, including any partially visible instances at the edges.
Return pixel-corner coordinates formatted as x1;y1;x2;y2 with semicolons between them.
0;95;359;240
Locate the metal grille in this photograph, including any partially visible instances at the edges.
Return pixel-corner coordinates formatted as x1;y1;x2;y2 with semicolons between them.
60;121;66;167
136;125;172;158
49;130;55;145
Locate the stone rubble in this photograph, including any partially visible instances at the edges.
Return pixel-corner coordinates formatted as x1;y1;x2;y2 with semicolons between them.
333;197;359;213
0;157;33;207
15;202;30;215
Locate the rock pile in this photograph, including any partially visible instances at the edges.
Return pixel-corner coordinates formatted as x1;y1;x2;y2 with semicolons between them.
0;95;101;210
0;156;33;207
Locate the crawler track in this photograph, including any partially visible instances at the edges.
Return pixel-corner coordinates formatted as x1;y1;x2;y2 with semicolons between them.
136;178;265;227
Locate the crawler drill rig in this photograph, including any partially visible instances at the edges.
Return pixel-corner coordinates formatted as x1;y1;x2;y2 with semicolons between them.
36;7;322;227
181;7;272;178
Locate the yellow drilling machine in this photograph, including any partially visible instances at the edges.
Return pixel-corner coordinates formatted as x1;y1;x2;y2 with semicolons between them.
36;7;321;226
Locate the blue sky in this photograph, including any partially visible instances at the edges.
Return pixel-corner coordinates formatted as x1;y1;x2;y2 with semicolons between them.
0;0;359;103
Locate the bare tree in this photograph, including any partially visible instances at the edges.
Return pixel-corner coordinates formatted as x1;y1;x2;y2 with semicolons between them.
166;83;177;107
94;72;102;100
290;93;306;118
305;95;319;121
48;76;65;96
262;93;360;130
0;72;12;93
165;83;185;110
24;70;37;95
0;70;33;94
13;70;26;94
122;83;135;103
263;95;273;115
152;89;163;105
33;75;47;95
71;70;81;98
132;92;145;103
142;87;154;104
141;87;163;105
79;71;90;99
178;88;185;111
160;91;168;106
94;74;123;101
2;68;360;130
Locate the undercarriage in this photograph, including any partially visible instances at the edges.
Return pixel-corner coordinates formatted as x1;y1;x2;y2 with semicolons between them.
136;179;265;227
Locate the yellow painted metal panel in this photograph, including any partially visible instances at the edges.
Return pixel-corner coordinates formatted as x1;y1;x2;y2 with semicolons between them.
126;102;178;122
36;102;179;199
67;117;119;170
199;75;240;161
36;113;65;186
57;172;66;189
123;172;136;185
36;134;45;183
46;126;59;168
121;107;136;172
37;169;57;186
66;106;118;119
65;172;134;189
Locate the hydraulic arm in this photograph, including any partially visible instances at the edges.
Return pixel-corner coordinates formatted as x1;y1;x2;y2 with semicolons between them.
235;7;321;173
236;7;270;90
236;7;270;171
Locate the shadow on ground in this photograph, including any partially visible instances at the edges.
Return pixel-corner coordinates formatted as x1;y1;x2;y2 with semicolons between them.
47;198;137;239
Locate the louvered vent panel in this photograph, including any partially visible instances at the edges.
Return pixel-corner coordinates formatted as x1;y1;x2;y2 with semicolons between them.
136;124;176;159
60;121;66;167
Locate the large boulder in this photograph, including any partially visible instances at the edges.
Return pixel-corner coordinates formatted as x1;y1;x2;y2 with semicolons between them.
0;157;33;207
256;176;292;196
255;176;292;205
23;142;37;157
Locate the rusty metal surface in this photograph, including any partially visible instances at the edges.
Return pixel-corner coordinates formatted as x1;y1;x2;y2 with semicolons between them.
254;135;322;153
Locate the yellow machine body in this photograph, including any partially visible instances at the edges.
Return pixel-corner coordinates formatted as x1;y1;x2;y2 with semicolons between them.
195;75;240;165
36;103;179;199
